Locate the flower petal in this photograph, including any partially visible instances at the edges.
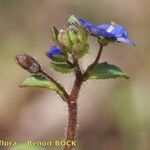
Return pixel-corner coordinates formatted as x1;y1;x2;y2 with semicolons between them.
46;45;67;62
97;24;128;38
117;37;135;46
96;24;110;30
90;27;117;40
77;17;94;31
112;24;128;38
48;45;64;56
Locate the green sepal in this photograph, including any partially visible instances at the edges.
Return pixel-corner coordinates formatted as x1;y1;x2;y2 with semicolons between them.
68;29;79;44
98;37;115;46
77;26;88;42
72;43;89;59
68;15;80;25
58;29;72;53
51;62;75;73
88;62;129;80
21;74;67;101
51;25;59;43
52;54;68;63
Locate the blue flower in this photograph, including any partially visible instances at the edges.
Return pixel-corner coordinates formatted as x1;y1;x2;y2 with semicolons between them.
77;17;135;46
97;23;135;46
47;45;68;62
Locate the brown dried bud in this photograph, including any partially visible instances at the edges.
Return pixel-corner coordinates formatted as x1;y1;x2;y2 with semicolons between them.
15;54;41;74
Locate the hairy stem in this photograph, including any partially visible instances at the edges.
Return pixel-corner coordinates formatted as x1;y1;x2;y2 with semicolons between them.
64;44;103;149
64;43;103;150
64;76;83;150
64;58;82;150
72;54;82;74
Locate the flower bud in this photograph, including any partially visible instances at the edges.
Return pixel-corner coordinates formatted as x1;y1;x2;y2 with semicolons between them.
58;29;72;53
72;42;89;59
46;45;68;62
57;22;88;56
77;27;88;42
68;29;79;44
15;54;41;73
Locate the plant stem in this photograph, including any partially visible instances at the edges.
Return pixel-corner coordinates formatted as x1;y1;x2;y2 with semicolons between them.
66;60;74;67
64;58;82;150
64;75;83;150
83;43;103;79
64;43;103;149
40;69;69;101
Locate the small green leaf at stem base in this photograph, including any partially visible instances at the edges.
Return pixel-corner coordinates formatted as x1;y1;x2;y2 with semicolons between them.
21;74;67;101
50;62;75;73
87;62;129;80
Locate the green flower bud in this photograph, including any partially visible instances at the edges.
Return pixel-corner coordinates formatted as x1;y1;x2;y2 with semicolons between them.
68;29;79;44
77;27;88;43
51;25;59;44
72;42;89;59
58;29;72;53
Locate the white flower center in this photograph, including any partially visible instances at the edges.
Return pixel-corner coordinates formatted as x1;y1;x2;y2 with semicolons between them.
106;25;115;33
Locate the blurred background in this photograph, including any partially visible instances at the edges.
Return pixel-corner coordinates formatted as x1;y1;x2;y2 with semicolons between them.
0;0;150;150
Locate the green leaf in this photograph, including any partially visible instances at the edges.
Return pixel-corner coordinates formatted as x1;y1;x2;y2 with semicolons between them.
51;62;75;73
21;74;58;89
21;74;66;101
88;62;129;80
